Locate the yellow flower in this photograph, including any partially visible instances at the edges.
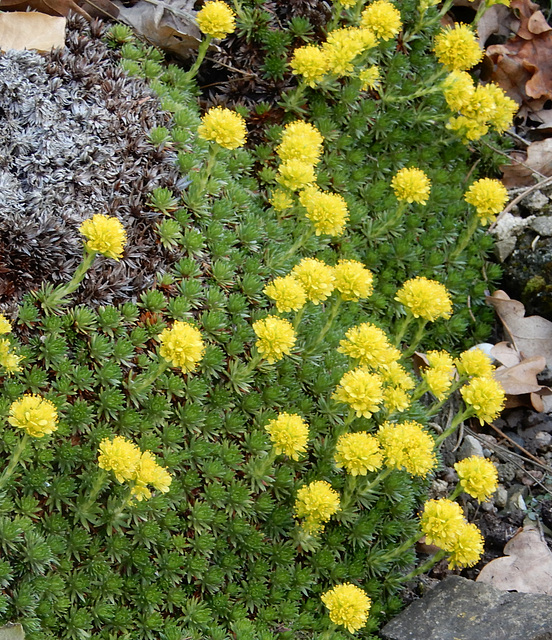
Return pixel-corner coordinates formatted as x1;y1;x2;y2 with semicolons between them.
80;214;126;260
359;65;381;91
391;167;431;204
322;28;375;76
420;498;466;550
294;480;340;533
198;106;247;149
333;260;374;301
253;316;296;364
299;186;349;236
131;451;172;501
264;275;307;313
456;347;494;378
395;276;453;321
338;322;400;370
292;258;335;305
378;420;437;477
269;189;294;211
321;583;371;633
447;522;484;569
0;339;23;375
423;350;455;401
98;435;142;483
159;321;205;372
434;24;483;71
196;0;235;39
454;455;498;502
277;159;317;191
334;432;383;476
333;367;384;418
277;120;324;165
382;386;411;413
360;0;402;41
265;413;309;460
381;361;415;389
485;83;518;133
460;376;505;424
442;70;475;112
8;394;58;438
290;44;329;86
464;178;508;225
447;114;489;142
0;314;11;334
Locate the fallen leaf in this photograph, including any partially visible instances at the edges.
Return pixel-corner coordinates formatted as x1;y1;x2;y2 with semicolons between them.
477;520;552;594
502;138;552;187
0;11;65;51
494;355;547;395
491;341;522;368
114;0;201;60
511;0;551;39
478;4;519;48
487;290;552;368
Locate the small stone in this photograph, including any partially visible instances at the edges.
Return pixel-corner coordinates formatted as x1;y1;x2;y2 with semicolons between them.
524;189;550;214
381;575;552;640
530;216;552;236
495;484;508;508
492;212;533;262
535;431;552;450
431;479;449;496
507;485;528;513
457;435;484;461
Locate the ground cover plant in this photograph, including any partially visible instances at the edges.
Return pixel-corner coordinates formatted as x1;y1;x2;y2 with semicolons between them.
0;1;517;638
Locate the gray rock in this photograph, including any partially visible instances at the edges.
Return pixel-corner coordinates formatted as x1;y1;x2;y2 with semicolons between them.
531;217;552;236
457;435;484;461
524;189;550;214
495;484;508;508
535;431;552;450
381;575;552;640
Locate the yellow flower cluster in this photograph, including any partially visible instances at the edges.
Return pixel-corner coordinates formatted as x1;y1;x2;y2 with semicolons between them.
395;277;453;321
265;413;309;460
8;395;58;438
292;258;335;304
196;0;235;39
423;350;455;401
98;436;172;499
378;421;437;477
442;72;518;142
434;25;483;71
360;0;402;41
270;189;294;212
253;316;297;363
334;432;383;476
460;376;505;424
420;499;484;568
294;480;340;533
338;322;400;369
264;275;307;312
159;321;205;372
277;121;324;166
0;314;11;334
464;178;509;225
0;339;23;375
299;186;349;236
276;159;317;191
322;27;376;77
198;106;247;149
391;167;431;204
359;65;380;91
290;44;329;87
456;347;494;378
454;456;498;502
333;367;384;418
333;259;374;301
80;214;127;261
321;583;371;633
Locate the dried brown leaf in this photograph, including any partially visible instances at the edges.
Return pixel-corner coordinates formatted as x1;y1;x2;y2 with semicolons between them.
501;138;552;187
477;521;552;594
0;11;65;51
494;355;546;394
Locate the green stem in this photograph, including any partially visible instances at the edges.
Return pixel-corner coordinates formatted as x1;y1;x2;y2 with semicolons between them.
449;212;480;261
434;407;474;447
131;359;169;395
402;319;428;358
80;469;109;514
340;474;359;510
401;549;447;582
426;379;464;416
281;226;314;262
326;1;343;32
371;201;407;237
448;483;463;502
244;350;263;375
0;433;29;492
196;143;221;194
393;312;414;347
185;35;212;80
308;297;342;350
363;466;393;494
381;530;424;562
293;305;306;330
320;623;338;640
383;82;443;104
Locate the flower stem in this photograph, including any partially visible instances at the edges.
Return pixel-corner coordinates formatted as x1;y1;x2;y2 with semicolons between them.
393;312;414;347
0;433;29;492
131;359;169;395
196;142;221;194
381;530;424;562
434;408;474;447
449;212;480;261
402;319;428;358
79;469;109;515
280;226;314;262
308;297;343;351
400;549;447;582
185;35;212;80
244;350;263;375
293;305;306;330
326;1;342;32
371;201;407;237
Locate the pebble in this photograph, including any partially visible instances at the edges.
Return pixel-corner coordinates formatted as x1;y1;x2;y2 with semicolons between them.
457;435;485;460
